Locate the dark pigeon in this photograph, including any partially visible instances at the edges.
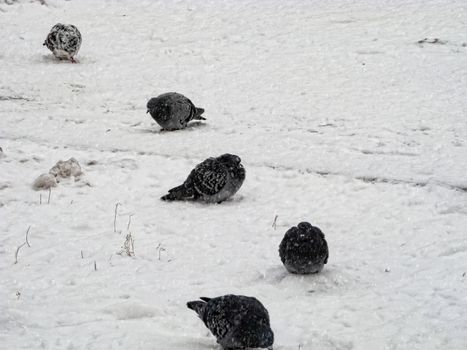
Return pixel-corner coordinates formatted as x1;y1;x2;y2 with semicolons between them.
146;92;205;130
279;222;329;274
161;154;245;203
43;23;82;63
187;294;274;350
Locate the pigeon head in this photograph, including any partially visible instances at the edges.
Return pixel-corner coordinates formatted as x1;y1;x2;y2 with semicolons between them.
218;154;241;166
187;300;207;320
288;222;326;244
146;98;171;121
297;221;325;239
258;327;274;349
146;97;158;113
217;154;245;181
297;222;313;231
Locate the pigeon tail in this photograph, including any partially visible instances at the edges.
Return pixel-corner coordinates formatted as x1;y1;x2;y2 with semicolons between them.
161;184;194;201
194;107;206;120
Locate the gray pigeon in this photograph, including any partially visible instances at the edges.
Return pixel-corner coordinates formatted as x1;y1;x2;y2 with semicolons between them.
279;222;329;274
43;23;82;63
161;154;245;203
146;92;205;130
187;295;274;350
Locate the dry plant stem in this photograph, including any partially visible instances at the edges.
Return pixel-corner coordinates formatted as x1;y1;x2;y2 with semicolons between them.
127;214;134;231
14;226;32;264
124;234;135;256
94;261;97;271
14;242;27;264
114;202;121;233
272;215;278;230
116;212;135;257
156;243;166;261
25;226;31;247
47;188;51;204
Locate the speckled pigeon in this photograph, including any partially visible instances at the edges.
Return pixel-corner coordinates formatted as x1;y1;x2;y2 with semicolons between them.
187;294;274;350
161;154;245;203
146;92;205;130
279;222;329;274
43;23;82;63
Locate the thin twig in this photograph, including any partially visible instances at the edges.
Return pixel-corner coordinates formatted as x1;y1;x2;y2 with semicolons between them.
47;188;51;204
25;226;31;247
80;250;84;259
113;202;121;233
39;194;42;205
156;243;166;261
14;242;27;264
127;214;134;231
94;261;97;271
272;215;278;230
130;235;135;256
14;226;32;264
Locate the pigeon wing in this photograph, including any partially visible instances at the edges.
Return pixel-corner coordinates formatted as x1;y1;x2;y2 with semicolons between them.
63;27;81;54
192;159;227;196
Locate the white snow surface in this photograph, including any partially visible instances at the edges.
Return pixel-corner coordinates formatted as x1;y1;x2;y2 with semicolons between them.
1;0;467;349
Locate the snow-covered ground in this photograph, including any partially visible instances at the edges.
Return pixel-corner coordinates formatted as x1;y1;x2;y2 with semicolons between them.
1;0;466;349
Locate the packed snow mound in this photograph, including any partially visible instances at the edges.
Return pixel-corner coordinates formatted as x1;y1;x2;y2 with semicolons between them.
49;157;82;180
32;158;83;190
32;173;57;190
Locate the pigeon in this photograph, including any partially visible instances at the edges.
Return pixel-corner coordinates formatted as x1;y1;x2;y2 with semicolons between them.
43;23;82;63
161;153;245;203
146;92;205;130
279;222;329;274
187;294;274;350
